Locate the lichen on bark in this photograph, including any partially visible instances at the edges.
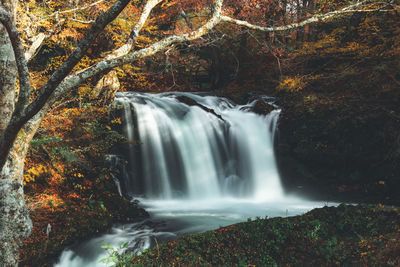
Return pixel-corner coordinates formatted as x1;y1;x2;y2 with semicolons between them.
0;1;35;261
0;115;43;265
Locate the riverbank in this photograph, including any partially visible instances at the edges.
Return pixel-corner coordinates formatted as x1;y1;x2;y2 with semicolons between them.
111;204;400;266
216;84;400;206
19;106;149;266
20;85;399;265
19;88;399;265
20;178;148;266
14;2;399;265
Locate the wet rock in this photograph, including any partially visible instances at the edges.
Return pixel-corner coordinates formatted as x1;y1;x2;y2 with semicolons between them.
275;92;400;205
252;100;275;115
176;95;225;121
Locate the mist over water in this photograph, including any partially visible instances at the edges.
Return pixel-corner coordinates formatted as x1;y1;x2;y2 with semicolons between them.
55;92;334;267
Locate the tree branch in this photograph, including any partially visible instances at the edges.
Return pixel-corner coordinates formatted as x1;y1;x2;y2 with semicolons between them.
220;0;395;33
1;0;395;172
0;7;31;116
51;0;223;99
0;0;132;171
105;0;163;60
37;0;106;22
25;32;47;62
19;0;132;125
51;0;397;100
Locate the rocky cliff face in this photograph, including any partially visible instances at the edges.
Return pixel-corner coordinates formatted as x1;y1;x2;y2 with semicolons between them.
275;93;400;205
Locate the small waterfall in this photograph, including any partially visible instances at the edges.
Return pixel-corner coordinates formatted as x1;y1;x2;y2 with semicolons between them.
112;92;283;201
55;92;335;267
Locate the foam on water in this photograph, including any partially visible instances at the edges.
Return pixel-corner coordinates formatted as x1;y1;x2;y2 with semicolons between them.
55;92;336;267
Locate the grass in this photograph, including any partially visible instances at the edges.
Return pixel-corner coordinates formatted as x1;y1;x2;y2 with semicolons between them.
109;204;400;266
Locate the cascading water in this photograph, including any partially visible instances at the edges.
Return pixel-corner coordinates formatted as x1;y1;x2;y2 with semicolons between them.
55;92;334;267
113;92;283;201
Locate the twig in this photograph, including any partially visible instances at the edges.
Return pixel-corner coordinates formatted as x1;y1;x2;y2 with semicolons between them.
38;0;106;22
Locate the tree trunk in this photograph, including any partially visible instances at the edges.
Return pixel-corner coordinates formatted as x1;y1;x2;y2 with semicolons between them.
0;1;35;265
0;0;16;134
0;112;44;266
0;140;32;266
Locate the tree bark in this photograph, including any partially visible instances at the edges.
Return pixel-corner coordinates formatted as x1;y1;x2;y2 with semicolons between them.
0;115;41;266
0;0;395;265
0;3;37;262
0;0;16;135
0;0;133;172
0;1;38;265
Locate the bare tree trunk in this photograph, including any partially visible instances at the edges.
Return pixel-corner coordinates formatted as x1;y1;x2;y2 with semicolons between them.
0;0;16;134
0;1;34;265
0;0;393;264
0;108;45;266
0;118;39;266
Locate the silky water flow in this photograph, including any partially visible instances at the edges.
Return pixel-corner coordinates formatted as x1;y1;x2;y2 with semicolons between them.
55;92;334;267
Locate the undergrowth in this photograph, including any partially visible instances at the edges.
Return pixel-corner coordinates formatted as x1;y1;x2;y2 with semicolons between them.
108;204;400;266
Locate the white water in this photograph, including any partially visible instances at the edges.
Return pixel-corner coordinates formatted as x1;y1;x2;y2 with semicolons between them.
55;92;335;267
114;92;283;200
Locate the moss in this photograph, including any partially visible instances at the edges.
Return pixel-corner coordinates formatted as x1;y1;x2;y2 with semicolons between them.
20;183;148;266
112;204;400;266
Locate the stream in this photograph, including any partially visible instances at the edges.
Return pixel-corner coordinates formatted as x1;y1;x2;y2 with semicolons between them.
55;92;334;266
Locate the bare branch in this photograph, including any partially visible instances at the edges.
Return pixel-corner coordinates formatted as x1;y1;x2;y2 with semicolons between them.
105;0;163;60
53;0;397;100
0;7;31;116
19;0;132;125
25;32;47;62
38;0;106;23
0;0;133;170
52;0;223;99
67;18;96;24
18;0;35;38
1;0;395;172
181;9;194;30
220;0;395;33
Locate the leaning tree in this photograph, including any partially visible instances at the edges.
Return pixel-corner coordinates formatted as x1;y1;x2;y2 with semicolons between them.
0;0;395;265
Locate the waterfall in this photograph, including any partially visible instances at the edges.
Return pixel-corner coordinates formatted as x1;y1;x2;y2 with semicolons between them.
55;92;336;267
112;92;283;201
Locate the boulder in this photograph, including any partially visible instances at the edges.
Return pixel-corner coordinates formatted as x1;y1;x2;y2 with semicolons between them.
252;100;275;115
176;95;225;121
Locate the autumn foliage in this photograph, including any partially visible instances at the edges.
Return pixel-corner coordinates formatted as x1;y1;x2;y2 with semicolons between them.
14;0;399;265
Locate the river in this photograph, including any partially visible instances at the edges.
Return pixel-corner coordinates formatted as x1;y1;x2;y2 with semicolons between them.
55;92;334;266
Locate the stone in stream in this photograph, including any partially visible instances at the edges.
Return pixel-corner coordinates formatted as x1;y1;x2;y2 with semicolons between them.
176;95;225;121
251;100;275;115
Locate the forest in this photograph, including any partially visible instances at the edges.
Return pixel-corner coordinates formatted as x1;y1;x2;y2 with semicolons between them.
0;0;399;266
